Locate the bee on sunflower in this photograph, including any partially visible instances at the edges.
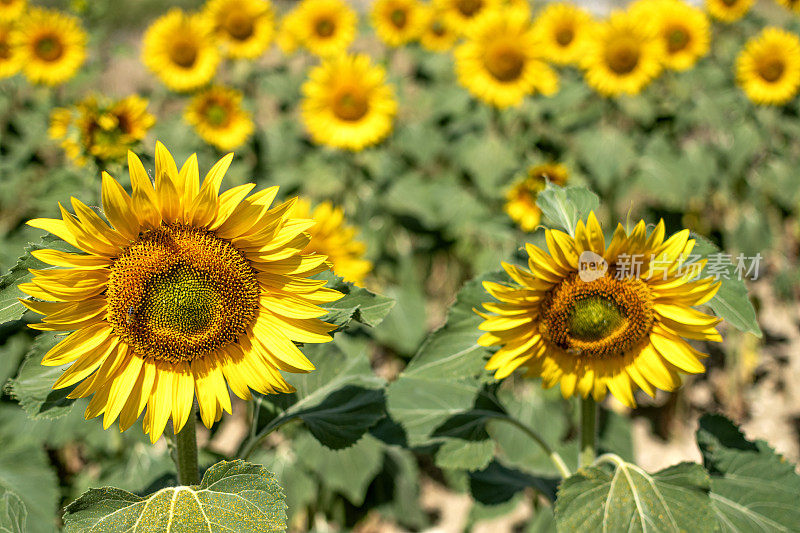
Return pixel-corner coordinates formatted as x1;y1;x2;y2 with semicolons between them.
12;7;86;86
477;213;722;407
20;144;343;443
371;0;425;47
705;0;752;22
736;28;800;106
532;3;594;66
505;164;569;232
184;86;254;151
203;0;275;59
278;0;357;57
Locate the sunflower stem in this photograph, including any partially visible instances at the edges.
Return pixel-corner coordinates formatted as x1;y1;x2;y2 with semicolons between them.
174;403;199;486
497;414;571;479
579;396;597;469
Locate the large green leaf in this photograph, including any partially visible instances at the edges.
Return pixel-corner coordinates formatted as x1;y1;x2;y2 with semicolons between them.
555;459;716;533
62;460;287;533
575;127;636;193
535;184;599;237
0;492;27;533
319;275;395;329
697;414;800;532
0;438;59;533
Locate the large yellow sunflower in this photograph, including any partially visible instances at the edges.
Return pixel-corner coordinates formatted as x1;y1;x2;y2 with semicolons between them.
371;0;425;47
419;6;458;52
505;163;569;232
455;11;558;109
0;22;22;78
20;144;342;443
736;28;800;106
12;7;86;86
283;0;357;57
581;11;663;97
477;213;722;407
204;0;275;59
292;199;372;285
301;53;397;151
142;9;220;92
434;0;502;35
185;86;254;151
775;0;800;14
643;0;710;71
705;0;752;22
532;3;594;66
0;0;25;22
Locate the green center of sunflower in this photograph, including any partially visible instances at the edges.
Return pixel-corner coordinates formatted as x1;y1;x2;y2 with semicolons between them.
555;27;574;47
224;11;255;40
332;89;369;121
315;17;336;38
390;8;408;28
721;0;738;6
567;296;625;341
170;40;198;68
758;58;785;83
667;27;690;53
457;0;483;17
107;224;259;363
205;103;230;127
34;35;63;62
431;20;446;36
485;43;525;82
606;41;640;75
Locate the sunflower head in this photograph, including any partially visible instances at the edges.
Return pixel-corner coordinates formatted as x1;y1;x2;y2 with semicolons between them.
434;0;502;35
532;2;594;65
776;0;800;13
0;21;22;78
185;85;254;151
0;0;25;22
705;0;753;22
631;0;710;71
142;9;220;92
477;212;722;407
504;163;569;232
371;0;425;47
419;6;458;52
21;143;343;442
289;0;357;57
11;7;86;86
204;0;275;59
455;10;559;108
736;28;800;106
301;53;397;151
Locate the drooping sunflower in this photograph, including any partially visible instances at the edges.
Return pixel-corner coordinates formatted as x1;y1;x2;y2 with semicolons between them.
419;6;458;52
455;11;559;109
142;9;220;92
0;22;22;78
301;53;397;151
185;86;254;151
291;199;372;284
371;0;425;47
0;0;25;22
477;213;722;407
643;0;710;71
283;0;357;57
21;144;342;443
204;0;275;59
775;0;800;14
434;0;502;35
736;28;800;106
12;7;86;86
532;3;594;66
705;0;752;22
505;163;569;232
581;11;663;97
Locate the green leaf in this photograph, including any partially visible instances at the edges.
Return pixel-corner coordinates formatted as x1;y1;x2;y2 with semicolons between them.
62;460;287;533
535;184;599;236
320;275;395;329
435;439;494;471
8;332;76;419
0;438;59;533
575;127;636;192
697;414;800;532
0;492;27;533
470;460;559;505
555;459;715;533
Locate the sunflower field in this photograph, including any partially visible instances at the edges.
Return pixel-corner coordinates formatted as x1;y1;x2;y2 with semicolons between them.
1;0;799;530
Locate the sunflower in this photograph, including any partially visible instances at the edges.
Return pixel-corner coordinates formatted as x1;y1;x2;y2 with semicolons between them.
21;144;342;443
455;11;558;108
419;6;458;52
0;22;22;78
736;28;800;106
291;199;372;284
371;0;425;47
505;163;569;232
283;0;357;57
434;0;502;35
775;0;800;14
204;0;275;59
185;86;254;151
276;12;301;54
581;11;663;97
477;213;722;407
142;9;220;92
301;53;396;151
0;0;25;22
705;0;752;22
532;3;594;66
12;7;86;86
643;0;710;71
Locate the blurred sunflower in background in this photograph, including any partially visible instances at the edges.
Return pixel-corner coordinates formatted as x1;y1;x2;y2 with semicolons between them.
12;7;86;86
142;9;220;92
49;94;155;166
505;163;568;232
282;0;357;57
435;0;501;35
371;0;425;47
477;213;722;407
301;53;397;151
775;0;800;13
0;0;25;22
292;199;372;284
532;3;594;66
705;0;753;22
455;10;558;108
21;144;342;442
736;28;800;105
204;0;275;59
185;85;254;150
0;22;22;78
418;6;457;52
581;11;663;97
645;0;710;71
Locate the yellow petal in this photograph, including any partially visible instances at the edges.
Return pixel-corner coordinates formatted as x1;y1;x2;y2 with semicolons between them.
101;172;140;240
